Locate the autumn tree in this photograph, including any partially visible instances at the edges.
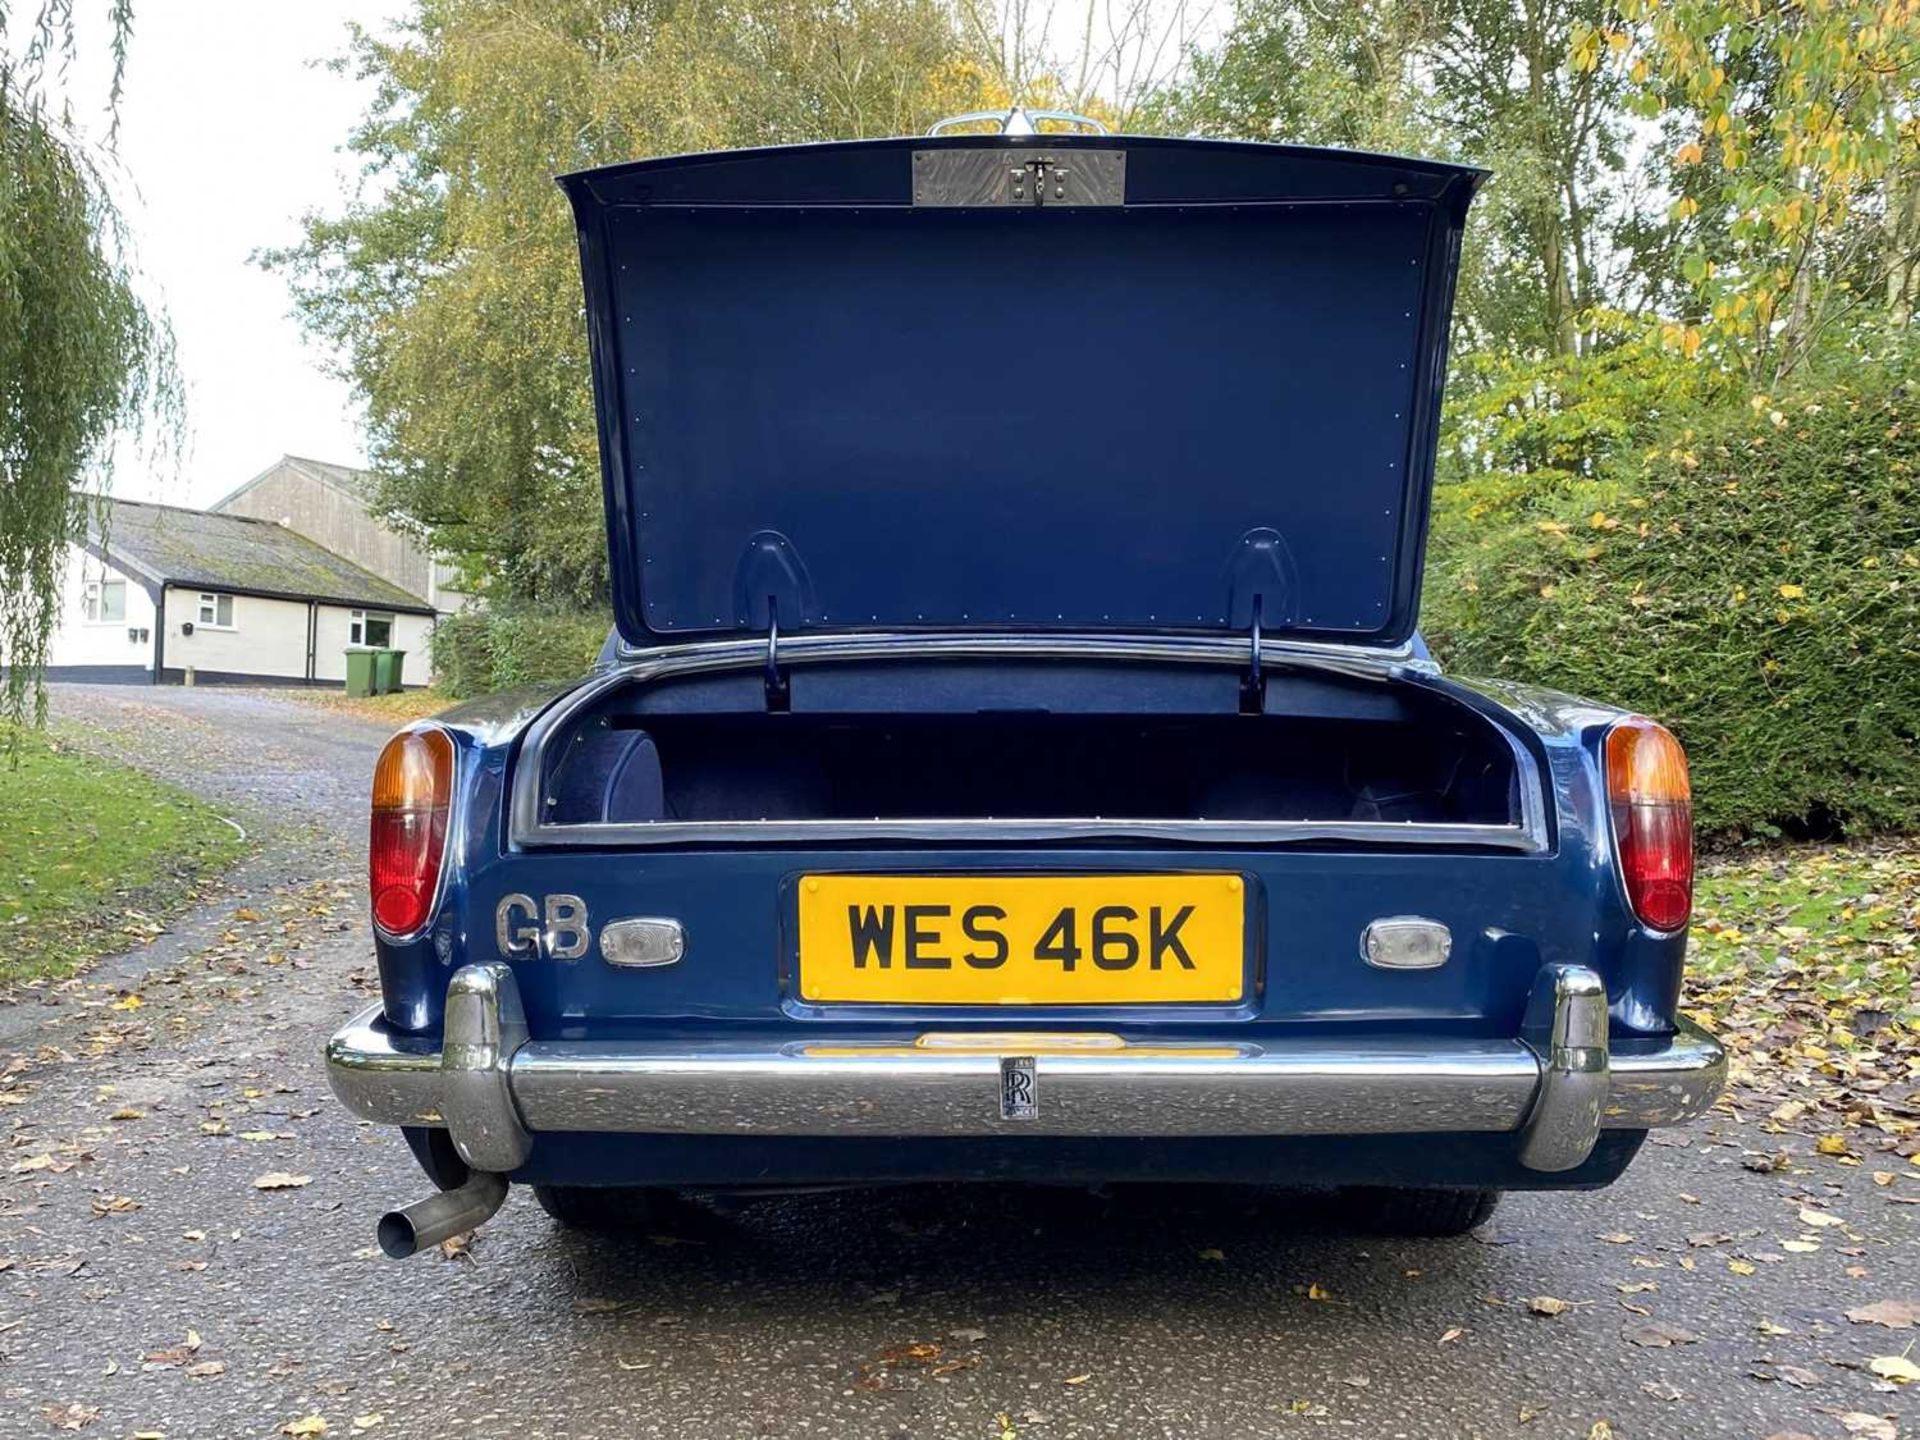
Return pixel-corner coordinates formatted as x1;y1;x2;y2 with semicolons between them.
1607;0;1920;386
268;0;995;607
0;3;175;736
1154;0;1638;359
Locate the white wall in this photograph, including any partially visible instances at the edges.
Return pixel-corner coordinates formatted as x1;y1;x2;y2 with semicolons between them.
163;586;311;681
52;564;436;686
47;546;157;674
312;606;434;687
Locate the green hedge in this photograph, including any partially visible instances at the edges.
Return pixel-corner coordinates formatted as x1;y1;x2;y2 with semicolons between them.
430;605;610;699
1427;354;1920;839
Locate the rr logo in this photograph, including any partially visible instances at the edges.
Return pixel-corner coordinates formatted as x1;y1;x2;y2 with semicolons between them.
999;1055;1038;1121
495;893;590;960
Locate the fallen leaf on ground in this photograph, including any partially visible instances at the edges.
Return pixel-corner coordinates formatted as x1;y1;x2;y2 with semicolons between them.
1798;1207;1845;1228
1622;1321;1699;1348
1867;1353;1919;1383
1061;1374;1091;1386
282;1418;328;1438
1197;1247;1224;1262
253;1172;311;1190
1837;1415;1895;1440
1846;1300;1919;1329
1527;1296;1572;1317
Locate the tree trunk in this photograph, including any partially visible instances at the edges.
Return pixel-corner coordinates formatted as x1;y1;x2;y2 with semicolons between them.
1886;158;1920;327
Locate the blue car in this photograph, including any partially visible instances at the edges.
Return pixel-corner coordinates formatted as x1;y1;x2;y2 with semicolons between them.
326;115;1725;1256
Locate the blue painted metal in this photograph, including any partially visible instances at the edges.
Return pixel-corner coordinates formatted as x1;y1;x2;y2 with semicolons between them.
347;135;1706;1198
376;670;1681;1047
558;137;1485;648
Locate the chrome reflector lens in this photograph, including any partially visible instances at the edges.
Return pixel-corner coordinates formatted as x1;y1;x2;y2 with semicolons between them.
600;917;686;968
1361;917;1452;970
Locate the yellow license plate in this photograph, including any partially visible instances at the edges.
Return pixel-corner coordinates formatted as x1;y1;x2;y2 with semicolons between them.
796;874;1247;1005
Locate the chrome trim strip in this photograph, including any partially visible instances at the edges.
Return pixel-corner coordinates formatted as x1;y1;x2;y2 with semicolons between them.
609;630;1427;674
509;631;1548;853
521;816;1537;850
324;965;1727;1152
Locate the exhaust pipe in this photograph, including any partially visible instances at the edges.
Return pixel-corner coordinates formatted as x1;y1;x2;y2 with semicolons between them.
378;1172;509;1259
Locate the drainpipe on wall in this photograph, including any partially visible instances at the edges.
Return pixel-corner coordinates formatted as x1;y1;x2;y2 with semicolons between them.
306;600;318;683
152;589;166;685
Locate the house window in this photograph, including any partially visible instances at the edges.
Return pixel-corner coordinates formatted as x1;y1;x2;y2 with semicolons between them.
196;593;234;628
350;610;395;647
82;578;127;624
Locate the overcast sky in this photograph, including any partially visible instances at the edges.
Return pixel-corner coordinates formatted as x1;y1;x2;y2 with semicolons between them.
64;1;391;506
51;1;1194;509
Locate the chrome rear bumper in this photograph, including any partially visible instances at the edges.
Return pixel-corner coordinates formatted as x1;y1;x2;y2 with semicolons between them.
325;963;1724;1176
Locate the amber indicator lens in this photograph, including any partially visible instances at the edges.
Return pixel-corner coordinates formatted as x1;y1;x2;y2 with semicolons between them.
1604;718;1692;932
369;727;454;937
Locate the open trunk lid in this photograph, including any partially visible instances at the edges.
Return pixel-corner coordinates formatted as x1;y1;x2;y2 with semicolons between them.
559;136;1484;650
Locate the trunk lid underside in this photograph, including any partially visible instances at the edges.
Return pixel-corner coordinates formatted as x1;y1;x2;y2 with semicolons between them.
560;137;1484;650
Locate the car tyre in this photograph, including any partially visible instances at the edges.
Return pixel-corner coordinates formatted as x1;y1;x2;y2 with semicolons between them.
532;1184;670;1232
1345;1186;1500;1237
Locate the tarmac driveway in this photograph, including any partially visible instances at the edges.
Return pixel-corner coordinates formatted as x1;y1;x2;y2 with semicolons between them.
0;684;1911;1440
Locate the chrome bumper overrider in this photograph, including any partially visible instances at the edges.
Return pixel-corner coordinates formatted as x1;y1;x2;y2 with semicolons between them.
325;963;1725;1176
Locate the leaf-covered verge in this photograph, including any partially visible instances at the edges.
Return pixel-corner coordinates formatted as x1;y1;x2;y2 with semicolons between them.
1688;837;1919;1171
0;733;248;986
277;685;456;728
1427;334;1920;840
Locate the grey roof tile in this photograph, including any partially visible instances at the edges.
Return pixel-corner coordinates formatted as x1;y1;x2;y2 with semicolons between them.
91;498;432;612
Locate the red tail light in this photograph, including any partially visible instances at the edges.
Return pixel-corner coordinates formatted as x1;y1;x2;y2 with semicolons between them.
370;726;454;938
1605;718;1692;932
